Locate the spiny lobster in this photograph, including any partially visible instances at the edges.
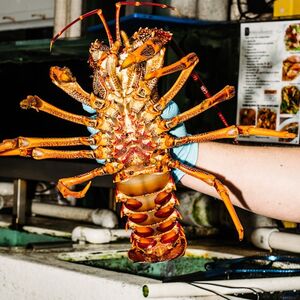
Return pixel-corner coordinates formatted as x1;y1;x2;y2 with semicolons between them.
0;2;295;262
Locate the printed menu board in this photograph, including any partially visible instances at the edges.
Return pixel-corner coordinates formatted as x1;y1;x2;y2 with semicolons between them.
237;21;300;144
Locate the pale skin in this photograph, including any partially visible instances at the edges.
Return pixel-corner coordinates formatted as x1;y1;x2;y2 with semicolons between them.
180;142;300;223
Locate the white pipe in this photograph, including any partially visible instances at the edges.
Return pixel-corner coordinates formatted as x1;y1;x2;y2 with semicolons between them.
251;228;300;253
270;231;300;253
54;0;67;37
0;195;13;210
54;0;82;39
198;0;229;21
170;0;197;18
0;182;14;210
0;182;13;195
90;208;119;228
72;227;131;244
67;0;82;38
230;0;248;20
31;203;118;228
143;276;300;298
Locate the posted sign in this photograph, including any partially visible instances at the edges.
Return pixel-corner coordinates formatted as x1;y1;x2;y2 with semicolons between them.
237;21;300;144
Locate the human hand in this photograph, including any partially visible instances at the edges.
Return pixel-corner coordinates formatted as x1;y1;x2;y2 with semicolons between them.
82;104;106;164
161;101;199;182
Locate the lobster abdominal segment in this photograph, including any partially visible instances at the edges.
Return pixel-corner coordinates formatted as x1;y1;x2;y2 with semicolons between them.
116;172;186;262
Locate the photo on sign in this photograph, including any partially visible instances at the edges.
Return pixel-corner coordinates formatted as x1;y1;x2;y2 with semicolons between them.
282;55;300;81
257;107;277;130
280;85;300;115
239;108;256;126
279;117;299;143
285;23;300;51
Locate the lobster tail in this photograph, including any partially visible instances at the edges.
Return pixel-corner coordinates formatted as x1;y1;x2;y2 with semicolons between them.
128;224;186;263
116;172;187;263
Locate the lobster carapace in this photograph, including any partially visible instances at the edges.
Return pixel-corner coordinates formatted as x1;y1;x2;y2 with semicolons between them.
0;2;295;262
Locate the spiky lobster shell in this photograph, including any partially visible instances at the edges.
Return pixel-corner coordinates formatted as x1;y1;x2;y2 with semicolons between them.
87;27;187;262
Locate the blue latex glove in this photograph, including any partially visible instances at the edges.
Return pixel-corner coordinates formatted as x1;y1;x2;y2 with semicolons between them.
82;102;198;182
161;101;199;182
82;104;106;164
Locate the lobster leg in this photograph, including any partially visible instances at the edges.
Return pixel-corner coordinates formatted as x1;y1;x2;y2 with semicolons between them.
145;53;198;80
20;95;97;127
57;162;123;198
50;66;107;110
153;55;199;112
0;136;96;153
173;125;296;146
30;148;110;160
155;85;235;132
0;144;110;160
142;55;199;122
21;95;115;132
170;160;244;241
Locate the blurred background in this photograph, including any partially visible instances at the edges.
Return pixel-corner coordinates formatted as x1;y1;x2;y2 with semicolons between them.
0;1;300;299
0;0;299;239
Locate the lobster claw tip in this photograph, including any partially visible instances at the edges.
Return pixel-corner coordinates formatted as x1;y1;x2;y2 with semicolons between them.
58;180;92;199
80;181;92;197
238;228;244;241
49;39;55;52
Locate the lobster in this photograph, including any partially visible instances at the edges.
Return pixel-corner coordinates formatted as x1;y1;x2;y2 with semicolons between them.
0;2;295;263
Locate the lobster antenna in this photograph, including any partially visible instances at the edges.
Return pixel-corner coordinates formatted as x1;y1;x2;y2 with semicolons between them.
115;1;179;43
50;9;114;51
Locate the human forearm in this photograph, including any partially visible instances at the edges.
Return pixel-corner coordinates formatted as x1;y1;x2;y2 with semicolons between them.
180;142;300;222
